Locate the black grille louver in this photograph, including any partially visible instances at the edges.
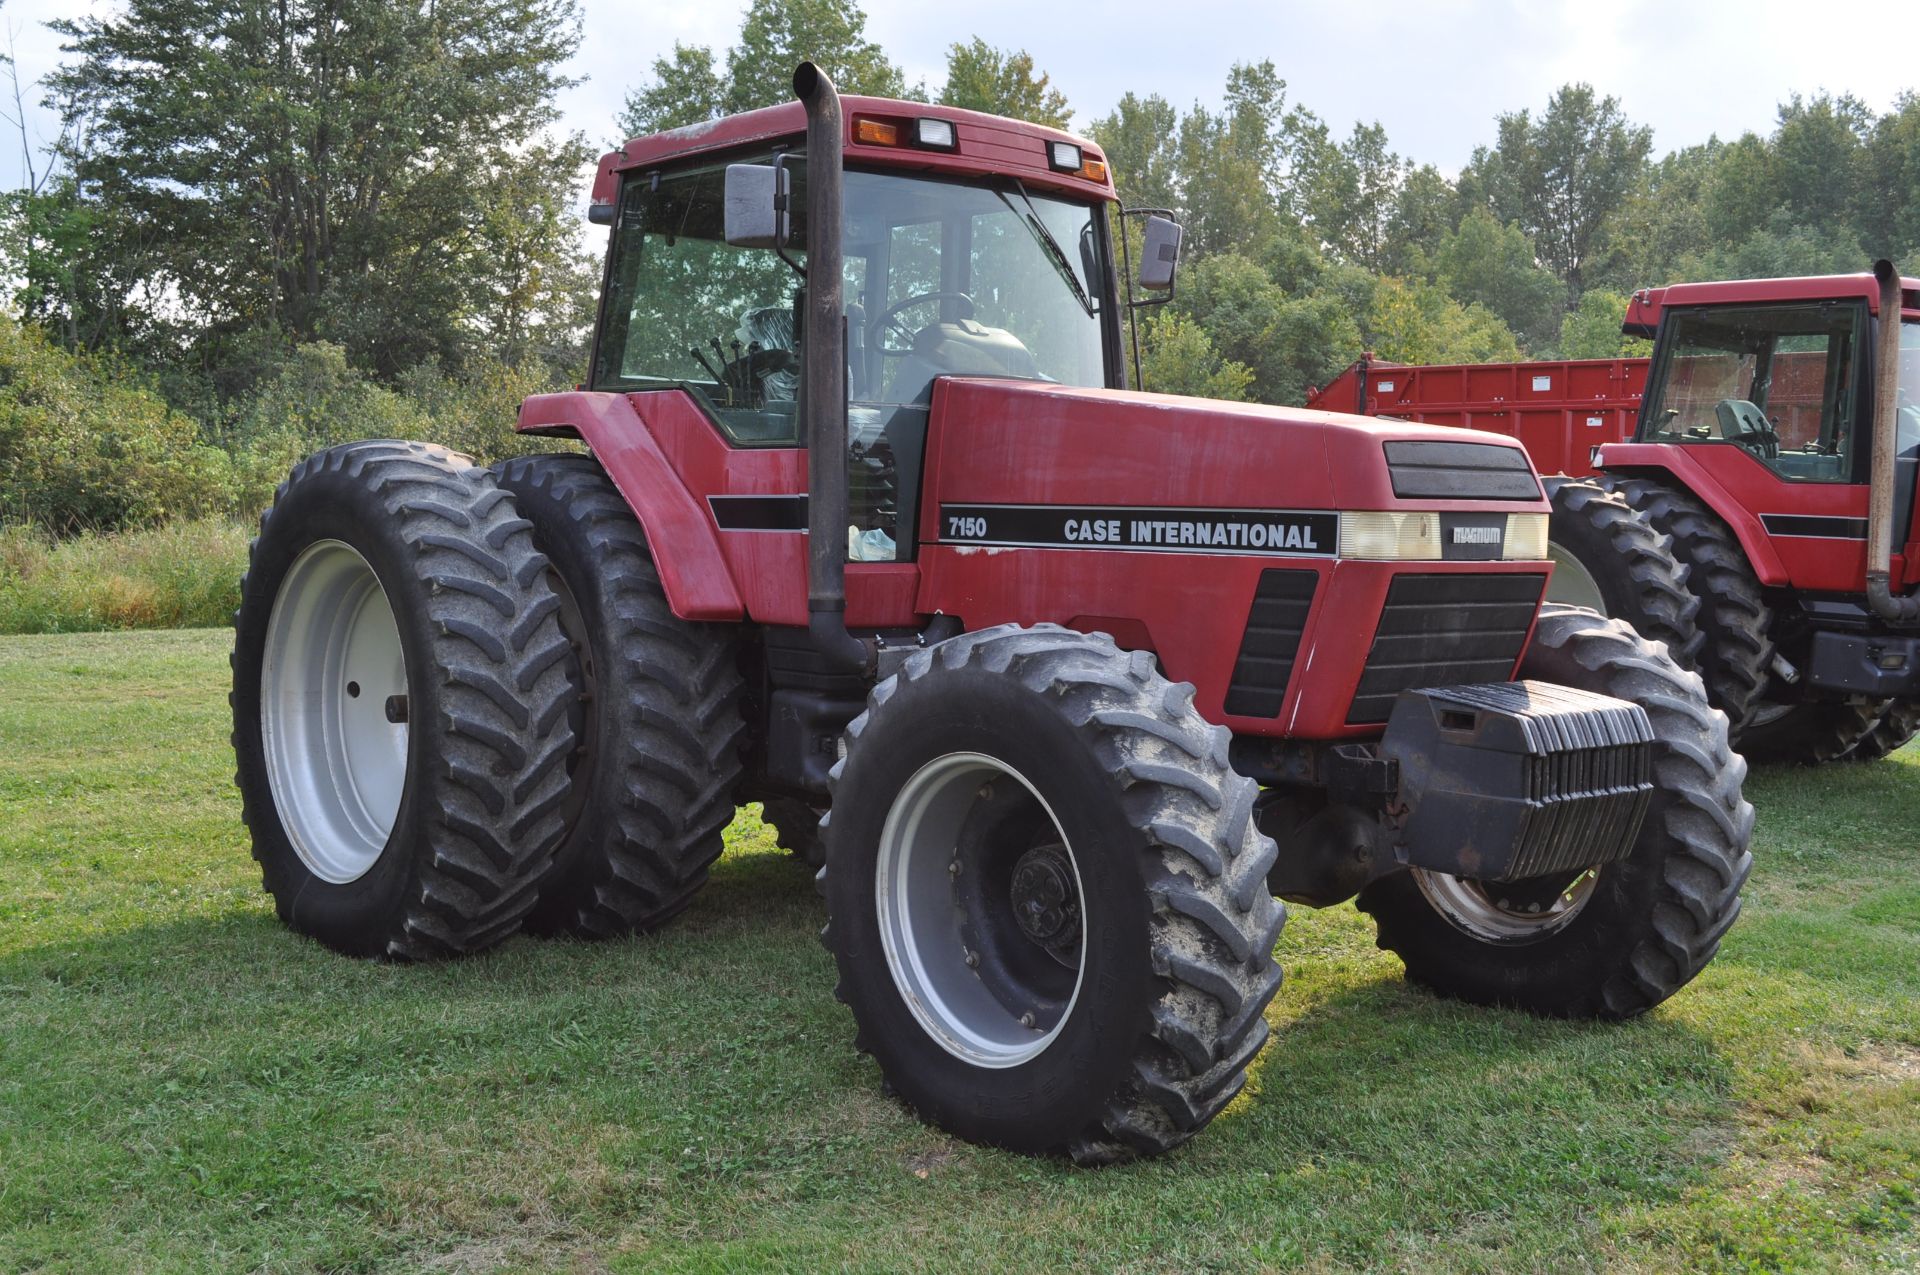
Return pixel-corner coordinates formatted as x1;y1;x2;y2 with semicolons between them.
1223;569;1317;717
1348;573;1546;724
1384;440;1541;501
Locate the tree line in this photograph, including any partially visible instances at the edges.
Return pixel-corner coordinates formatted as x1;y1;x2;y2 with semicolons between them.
1;0;1915;532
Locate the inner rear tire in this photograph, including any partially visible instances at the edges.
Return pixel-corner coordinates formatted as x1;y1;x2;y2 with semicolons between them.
1844;701;1920;762
232;441;576;959
1737;696;1887;766
760;797;825;868
492;454;746;937
822;625;1284;1164
1356;604;1753;1018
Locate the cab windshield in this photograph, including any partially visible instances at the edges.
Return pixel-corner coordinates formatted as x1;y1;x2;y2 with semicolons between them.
591;154;1112;438
591;153;1114;561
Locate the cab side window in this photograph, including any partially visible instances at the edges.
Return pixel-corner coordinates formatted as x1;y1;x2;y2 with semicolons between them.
1644;303;1866;483
592;157;808;446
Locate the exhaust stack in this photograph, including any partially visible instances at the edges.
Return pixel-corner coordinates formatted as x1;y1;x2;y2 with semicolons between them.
1865;259;1920;626
794;61;872;672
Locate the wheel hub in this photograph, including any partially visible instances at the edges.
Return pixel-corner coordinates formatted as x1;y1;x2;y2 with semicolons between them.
1412;865;1602;944
1010;843;1080;963
874;752;1086;1068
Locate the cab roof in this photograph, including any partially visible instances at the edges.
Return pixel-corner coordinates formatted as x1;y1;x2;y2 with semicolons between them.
589;96;1116;214
1624;272;1920;336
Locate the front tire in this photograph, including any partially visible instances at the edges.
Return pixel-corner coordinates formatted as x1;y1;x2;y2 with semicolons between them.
232;441;576;959
1356;604;1753;1018
822;625;1284;1163
1844;701;1920;762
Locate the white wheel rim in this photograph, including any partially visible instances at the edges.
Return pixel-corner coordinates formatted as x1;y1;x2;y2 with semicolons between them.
260;540;410;884
875;752;1086;1068
1411;866;1602;944
1545;540;1608;615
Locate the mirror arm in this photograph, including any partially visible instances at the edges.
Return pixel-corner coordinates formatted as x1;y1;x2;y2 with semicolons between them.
770;151;807;279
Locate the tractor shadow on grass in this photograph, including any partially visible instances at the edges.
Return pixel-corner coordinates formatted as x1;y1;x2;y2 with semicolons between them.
0;846;1743;1266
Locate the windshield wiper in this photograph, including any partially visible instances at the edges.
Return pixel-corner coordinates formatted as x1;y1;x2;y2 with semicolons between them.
996;182;1095;318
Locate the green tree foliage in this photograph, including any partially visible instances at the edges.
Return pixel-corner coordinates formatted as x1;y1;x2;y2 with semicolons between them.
1559;290;1651;360
937;39;1070;128
0;318;232;532
49;0;594;380
1469;84;1652;294
1432;209;1565;351
1364;276;1520;366
1088;93;1181;211
1137;310;1253;400
618;0;907;137
1306;122;1406;270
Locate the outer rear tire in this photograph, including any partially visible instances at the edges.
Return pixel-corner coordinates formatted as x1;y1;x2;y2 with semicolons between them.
232;441;576;959
1605;476;1774;738
1356;604;1753;1018
492;454;746;936
1542;478;1702;667
822;625;1284;1164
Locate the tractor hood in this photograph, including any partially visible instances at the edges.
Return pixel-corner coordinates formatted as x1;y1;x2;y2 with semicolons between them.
924;377;1549;516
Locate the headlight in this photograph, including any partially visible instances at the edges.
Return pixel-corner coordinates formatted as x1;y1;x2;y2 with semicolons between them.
1337;511;1551;560
1339;511;1441;560
1503;513;1549;560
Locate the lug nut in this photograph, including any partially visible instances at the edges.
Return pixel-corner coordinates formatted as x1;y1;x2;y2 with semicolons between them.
1019;1012;1036;1028
976;782;994;801
964;950;979;969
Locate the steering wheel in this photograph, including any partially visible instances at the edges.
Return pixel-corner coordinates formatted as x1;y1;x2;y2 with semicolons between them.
868;290;975;357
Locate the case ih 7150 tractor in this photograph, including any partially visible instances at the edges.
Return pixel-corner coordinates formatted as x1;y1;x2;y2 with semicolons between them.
1309;269;1920;764
230;66;1752;1163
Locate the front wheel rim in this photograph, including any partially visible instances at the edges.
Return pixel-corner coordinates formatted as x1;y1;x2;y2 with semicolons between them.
260;540;410;884
875;752;1086;1068
1411;865;1602;944
1544;541;1609;615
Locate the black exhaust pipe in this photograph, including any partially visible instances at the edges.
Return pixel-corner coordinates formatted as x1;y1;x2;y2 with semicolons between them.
1866;259;1920;626
794;61;872;673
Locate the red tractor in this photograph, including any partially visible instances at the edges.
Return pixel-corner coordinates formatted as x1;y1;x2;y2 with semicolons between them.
1309;272;1920;764
229;65;1752;1163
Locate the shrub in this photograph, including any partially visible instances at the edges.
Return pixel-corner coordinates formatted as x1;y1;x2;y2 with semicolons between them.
0;520;247;633
0;319;234;532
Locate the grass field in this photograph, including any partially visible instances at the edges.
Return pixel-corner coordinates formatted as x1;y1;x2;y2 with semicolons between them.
1;629;1916;1273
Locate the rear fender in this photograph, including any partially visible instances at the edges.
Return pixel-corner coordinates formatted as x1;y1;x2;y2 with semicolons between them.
516;391;744;620
1595;443;1789;586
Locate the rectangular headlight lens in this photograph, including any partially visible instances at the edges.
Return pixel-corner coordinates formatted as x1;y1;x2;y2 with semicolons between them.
1503;513;1549;560
1048;141;1082;172
1339;511;1441;560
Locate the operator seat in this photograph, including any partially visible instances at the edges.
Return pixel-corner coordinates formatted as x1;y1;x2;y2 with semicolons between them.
884;319;1040;405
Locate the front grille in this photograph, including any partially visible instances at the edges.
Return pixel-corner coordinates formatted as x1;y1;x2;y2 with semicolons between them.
1348;573;1546;724
1384;440;1541;501
1223;569;1317;717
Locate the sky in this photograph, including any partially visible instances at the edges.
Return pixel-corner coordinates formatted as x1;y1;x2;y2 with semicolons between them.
4;0;1919;190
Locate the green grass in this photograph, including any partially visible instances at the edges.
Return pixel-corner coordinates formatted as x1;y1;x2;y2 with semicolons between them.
1;629;1915;1273
0;521;248;634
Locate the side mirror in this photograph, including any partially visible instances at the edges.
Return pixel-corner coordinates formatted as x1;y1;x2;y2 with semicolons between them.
1137;215;1183;291
724;163;788;248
